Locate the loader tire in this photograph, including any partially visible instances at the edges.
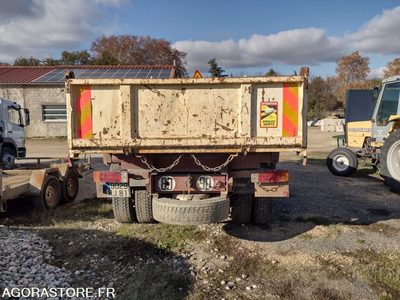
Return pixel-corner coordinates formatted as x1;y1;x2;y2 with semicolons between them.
327;147;358;177
380;130;400;192
135;190;154;223
252;197;273;225
112;197;137;223
230;194;253;224
152;197;229;225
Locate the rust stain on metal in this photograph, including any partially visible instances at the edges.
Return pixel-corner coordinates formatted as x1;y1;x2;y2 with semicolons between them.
215;122;234;131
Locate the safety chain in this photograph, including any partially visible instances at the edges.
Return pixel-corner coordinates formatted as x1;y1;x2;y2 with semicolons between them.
257;184;282;192
191;153;238;172
136;154;182;172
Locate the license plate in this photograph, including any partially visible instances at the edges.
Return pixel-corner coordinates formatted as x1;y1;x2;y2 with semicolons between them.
107;183;129;197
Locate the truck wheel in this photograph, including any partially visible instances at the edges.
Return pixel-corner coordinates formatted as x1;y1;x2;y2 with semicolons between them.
33;175;62;210
61;169;79;203
380;130;400;192
112;197;137;223
230;194;253;224
326;147;358;176
1;146;15;169
135;190;154;223
152;197;229;225
252;197;273;225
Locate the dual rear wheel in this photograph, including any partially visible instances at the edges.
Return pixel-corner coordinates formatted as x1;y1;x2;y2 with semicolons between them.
231;194;273;225
112;190;154;223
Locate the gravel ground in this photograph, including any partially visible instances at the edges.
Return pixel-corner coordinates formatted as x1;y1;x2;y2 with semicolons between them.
0;226;72;299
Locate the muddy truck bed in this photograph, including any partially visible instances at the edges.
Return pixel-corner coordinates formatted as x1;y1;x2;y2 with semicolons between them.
66;76;308;156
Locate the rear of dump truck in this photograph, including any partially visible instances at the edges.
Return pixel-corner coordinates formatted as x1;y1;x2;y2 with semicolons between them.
66;70;308;225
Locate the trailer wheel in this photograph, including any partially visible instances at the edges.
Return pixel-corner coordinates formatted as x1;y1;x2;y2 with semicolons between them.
33;175;62;210
230;194;253;224
380;130;400;192
326;147;358;176
61;169;79;203
1;146;15;169
112;197;137;223
135;190;154;223
152;197;229;225
252;197;273;225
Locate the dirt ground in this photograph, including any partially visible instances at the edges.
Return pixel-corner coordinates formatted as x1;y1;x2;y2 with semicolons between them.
2;128;400;300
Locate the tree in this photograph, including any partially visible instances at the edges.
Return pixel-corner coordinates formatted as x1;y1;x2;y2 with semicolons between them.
60;50;92;65
334;51;370;104
307;76;338;119
336;51;370;84
14;56;41;66
208;58;225;77
0;62;10;66
383;58;400;78
91;35;187;77
265;68;279;76
43;57;61;66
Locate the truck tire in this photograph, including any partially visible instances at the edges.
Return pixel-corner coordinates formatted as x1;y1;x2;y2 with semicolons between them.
326;147;358;176
61;169;79;203
135;190;154;223
380;130;400;192
152;197;229;225
1;146;15;169
230;194;253;224
252;197;273;225
33;175;62;210
112;197;137;223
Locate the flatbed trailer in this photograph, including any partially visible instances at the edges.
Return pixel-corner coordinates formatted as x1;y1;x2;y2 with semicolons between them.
0;159;83;211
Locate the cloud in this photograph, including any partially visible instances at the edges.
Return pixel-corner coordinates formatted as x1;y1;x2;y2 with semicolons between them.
175;6;400;73
0;1;42;21
0;0;124;63
350;6;400;54
368;67;385;79
174;28;346;72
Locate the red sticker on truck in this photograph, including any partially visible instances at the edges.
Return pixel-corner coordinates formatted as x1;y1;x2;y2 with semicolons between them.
260;102;278;128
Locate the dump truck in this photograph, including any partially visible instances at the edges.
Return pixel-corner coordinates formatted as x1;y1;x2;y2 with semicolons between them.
327;75;400;192
65;68;309;225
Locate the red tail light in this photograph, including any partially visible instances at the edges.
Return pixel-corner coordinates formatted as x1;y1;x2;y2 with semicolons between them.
251;171;289;183
93;171;128;183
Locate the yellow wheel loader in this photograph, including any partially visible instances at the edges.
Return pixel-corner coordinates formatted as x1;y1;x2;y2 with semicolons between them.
327;75;400;192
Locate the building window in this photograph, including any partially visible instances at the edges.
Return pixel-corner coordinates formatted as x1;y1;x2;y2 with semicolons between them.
42;105;67;122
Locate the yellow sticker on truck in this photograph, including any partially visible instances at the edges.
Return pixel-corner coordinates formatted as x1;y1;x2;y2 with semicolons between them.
260;102;278;128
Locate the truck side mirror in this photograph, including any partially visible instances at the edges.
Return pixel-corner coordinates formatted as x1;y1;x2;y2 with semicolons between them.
373;87;380;101
24;108;30;126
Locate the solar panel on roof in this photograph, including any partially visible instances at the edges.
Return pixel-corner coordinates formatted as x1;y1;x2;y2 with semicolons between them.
33;66;173;83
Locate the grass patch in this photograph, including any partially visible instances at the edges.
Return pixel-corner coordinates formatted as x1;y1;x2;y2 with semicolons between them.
345;249;400;299
116;223;205;253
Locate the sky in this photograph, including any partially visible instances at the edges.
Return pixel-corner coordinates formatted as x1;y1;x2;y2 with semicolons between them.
0;0;400;78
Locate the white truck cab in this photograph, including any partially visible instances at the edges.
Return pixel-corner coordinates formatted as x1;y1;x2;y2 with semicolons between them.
0;98;30;168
